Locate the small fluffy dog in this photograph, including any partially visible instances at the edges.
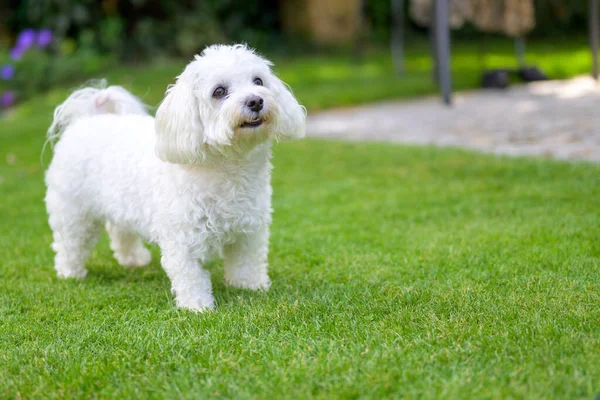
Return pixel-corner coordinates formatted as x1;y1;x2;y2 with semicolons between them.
45;44;306;311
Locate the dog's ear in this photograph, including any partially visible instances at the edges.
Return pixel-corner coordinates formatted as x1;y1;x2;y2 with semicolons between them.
155;73;205;164
271;76;306;141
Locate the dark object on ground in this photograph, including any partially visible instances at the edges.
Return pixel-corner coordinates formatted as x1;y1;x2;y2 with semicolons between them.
482;69;510;89
481;66;549;89
518;67;549;82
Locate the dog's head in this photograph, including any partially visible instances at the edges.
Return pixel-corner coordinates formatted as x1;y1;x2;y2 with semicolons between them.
155;44;306;164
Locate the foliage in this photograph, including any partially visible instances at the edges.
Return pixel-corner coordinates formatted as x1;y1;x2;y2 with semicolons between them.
4;0;281;60
0;28;114;109
533;0;588;37
1;0;592;61
212;0;281;49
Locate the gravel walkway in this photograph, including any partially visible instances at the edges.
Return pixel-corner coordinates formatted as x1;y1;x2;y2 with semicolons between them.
307;76;600;162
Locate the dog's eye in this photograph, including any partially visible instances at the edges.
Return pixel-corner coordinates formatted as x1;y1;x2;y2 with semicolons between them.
253;78;263;86
212;86;227;98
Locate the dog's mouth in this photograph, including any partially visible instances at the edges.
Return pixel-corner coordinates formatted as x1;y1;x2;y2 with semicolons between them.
240;118;264;128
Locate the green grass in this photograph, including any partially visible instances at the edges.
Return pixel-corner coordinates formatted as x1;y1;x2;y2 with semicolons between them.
1;38;600;398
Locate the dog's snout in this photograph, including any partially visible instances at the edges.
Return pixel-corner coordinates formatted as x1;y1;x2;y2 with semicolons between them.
245;95;264;112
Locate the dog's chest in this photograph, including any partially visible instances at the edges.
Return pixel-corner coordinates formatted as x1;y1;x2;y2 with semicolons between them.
183;173;271;240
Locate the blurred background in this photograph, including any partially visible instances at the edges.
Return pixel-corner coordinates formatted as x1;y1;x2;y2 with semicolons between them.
0;0;592;111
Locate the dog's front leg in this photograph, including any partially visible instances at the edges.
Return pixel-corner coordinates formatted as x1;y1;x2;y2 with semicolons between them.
160;246;215;311
223;226;271;291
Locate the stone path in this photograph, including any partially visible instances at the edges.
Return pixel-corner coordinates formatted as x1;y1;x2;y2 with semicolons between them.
307;76;600;162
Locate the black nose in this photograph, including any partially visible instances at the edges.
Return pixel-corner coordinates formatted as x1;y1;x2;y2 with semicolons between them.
246;95;264;112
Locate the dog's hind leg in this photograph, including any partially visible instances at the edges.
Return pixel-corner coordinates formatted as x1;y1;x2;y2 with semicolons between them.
106;221;151;268
47;193;101;279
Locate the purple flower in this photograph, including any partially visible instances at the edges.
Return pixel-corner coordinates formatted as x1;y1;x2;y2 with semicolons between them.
16;28;36;49
1;91;16;108
37;29;53;48
9;28;37;60
1;64;14;80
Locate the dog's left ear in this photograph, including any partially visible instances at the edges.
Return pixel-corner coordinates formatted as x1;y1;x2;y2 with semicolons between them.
271;77;306;141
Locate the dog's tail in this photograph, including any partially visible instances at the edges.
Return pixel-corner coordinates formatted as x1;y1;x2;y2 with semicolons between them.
47;79;148;143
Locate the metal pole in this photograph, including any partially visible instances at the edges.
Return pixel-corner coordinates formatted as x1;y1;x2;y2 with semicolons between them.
590;0;599;79
434;0;452;105
430;0;438;85
515;37;527;68
391;0;405;75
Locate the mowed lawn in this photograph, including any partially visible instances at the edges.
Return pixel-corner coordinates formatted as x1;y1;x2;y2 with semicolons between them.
1;38;600;398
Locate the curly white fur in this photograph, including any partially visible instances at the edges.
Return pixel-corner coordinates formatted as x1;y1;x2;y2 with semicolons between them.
44;44;306;312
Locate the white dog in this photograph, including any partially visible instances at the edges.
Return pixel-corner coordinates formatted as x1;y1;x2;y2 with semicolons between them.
45;44;306;311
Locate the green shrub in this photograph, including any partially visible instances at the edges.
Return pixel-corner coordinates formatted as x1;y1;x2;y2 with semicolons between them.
5;0;281;60
0;28;115;110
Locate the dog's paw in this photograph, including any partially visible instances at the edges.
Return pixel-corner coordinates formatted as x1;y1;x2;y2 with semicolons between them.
175;293;216;312
56;267;87;279
225;275;271;291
